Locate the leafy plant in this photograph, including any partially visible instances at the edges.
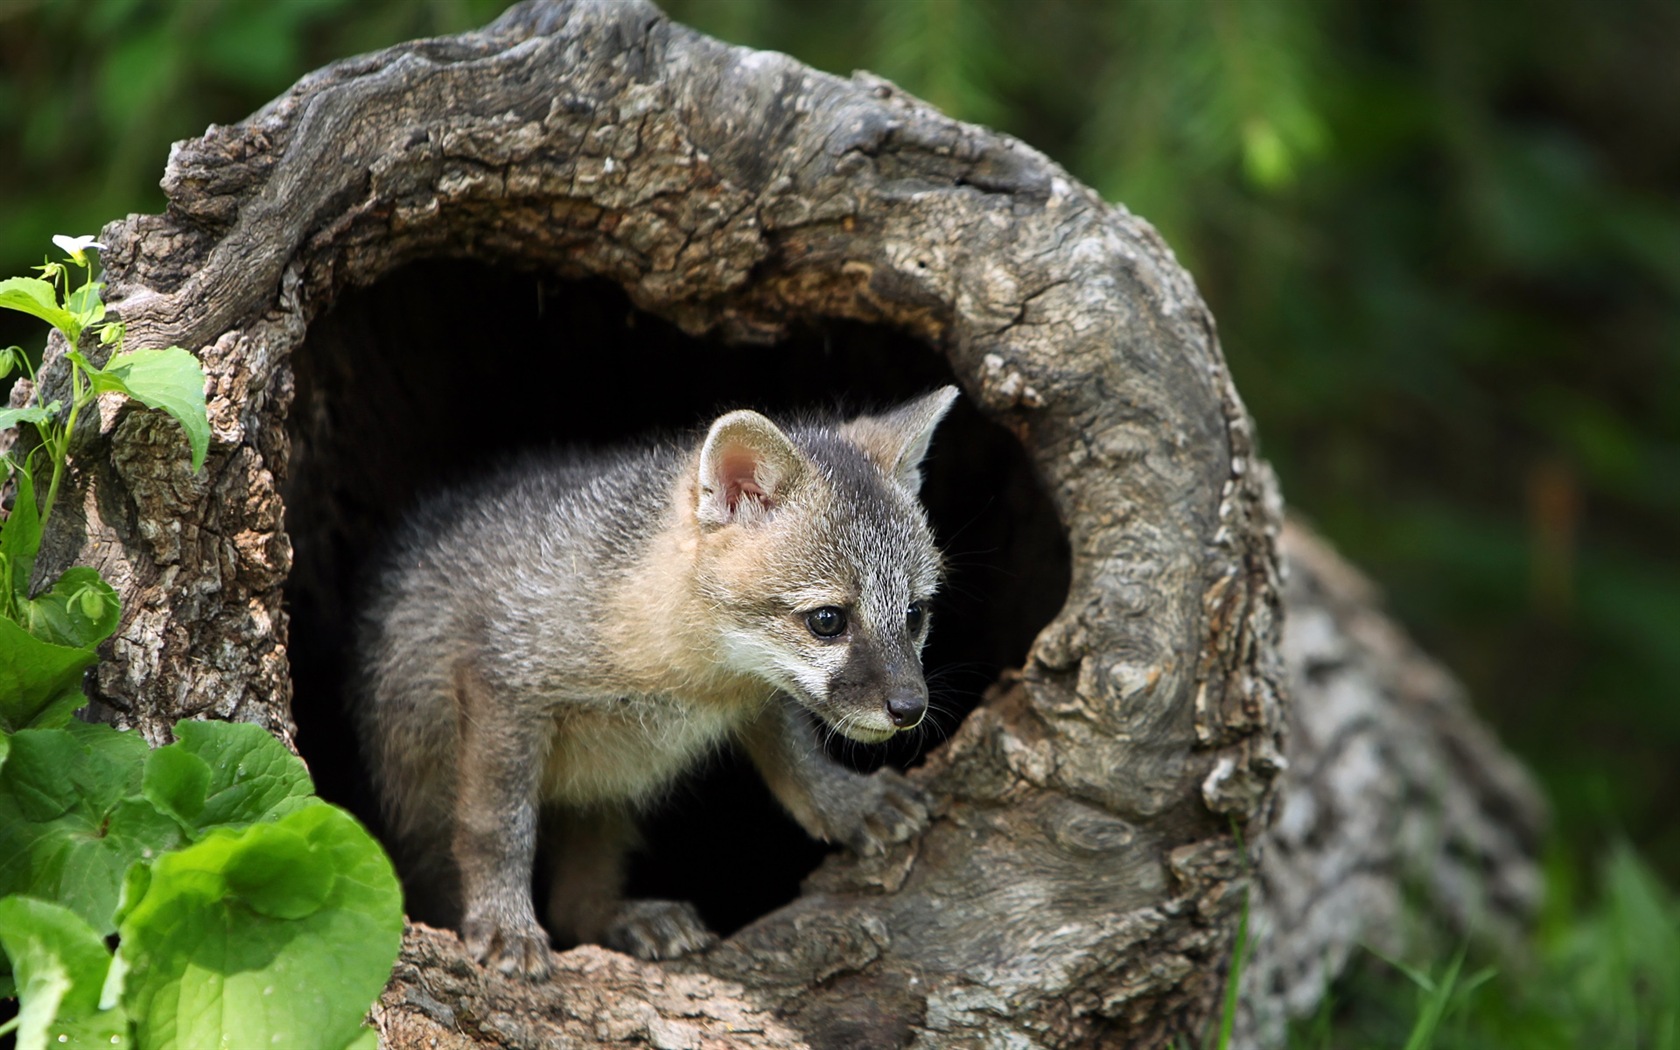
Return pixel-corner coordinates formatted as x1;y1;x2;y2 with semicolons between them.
0;240;402;1048
0;235;207;733
0;720;402;1050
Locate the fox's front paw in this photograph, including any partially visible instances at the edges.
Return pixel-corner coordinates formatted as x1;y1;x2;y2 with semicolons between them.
462;909;553;979
841;769;930;857
604;899;718;960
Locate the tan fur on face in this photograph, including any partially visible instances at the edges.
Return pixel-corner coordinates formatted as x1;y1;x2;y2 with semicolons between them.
599;461;797;709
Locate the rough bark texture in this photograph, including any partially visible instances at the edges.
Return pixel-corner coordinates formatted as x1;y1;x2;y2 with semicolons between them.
1239;522;1546;1045
16;1;1543;1047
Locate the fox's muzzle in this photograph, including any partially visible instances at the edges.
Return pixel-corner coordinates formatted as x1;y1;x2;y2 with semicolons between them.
820;638;928;737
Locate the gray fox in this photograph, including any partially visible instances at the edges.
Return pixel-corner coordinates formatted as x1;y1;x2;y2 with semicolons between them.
353;386;958;977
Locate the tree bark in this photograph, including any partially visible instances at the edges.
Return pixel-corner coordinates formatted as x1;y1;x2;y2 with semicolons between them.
19;1;1542;1046
1239;521;1545;1046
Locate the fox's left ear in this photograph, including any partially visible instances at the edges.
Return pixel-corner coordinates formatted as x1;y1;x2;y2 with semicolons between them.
840;385;960;494
696;410;811;528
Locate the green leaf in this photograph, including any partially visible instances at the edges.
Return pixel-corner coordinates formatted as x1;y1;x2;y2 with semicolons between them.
117;802;404;1050
343;1027;381;1050
0;723;185;934
0;615;96;732
0;405;55;431
82;346;209;471
65;282;105;330
1401;944;1469;1050
168;719;315;831
0;464;43;607
17;566;120;651
0;896;131;1050
221;822;335;920
140;745;211;829
110;858;151;934
0;277;75;338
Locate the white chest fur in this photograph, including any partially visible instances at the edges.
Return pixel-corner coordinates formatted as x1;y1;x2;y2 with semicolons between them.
540;695;748;807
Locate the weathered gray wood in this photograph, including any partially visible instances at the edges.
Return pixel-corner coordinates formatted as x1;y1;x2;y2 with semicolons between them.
1239;522;1545;1046
19;1;1543;1046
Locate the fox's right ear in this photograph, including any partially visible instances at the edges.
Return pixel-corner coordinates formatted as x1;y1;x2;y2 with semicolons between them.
839;385;960;494
696;411;810;527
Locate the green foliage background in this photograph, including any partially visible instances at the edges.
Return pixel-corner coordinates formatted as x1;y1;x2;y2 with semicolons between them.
2;0;1676;1039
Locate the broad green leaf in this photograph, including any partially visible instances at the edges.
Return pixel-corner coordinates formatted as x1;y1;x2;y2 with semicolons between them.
0;723;185;933
0;896;130;1050
140;745;211;829
0;616;96;732
168;719;314;830
117;802;403;1050
0;723;143;828
110;857;151;933
0;464;43;606
0;405;54;431
0;277;74;337
82;346;209;471
17;566;120;651
220;821;335;920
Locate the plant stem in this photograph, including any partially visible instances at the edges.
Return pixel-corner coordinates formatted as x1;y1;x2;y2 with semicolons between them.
38;351;84;538
38;262;97;532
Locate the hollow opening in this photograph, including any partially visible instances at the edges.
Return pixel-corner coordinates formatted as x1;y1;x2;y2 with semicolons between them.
284;259;1070;937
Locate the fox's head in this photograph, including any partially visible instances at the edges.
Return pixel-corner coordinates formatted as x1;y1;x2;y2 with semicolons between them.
689;387;959;743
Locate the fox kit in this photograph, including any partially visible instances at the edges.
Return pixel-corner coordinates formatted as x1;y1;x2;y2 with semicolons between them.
354;387;958;977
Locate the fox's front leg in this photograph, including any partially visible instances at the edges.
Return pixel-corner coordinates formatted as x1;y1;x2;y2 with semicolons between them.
741;699;929;855
452;666;552;978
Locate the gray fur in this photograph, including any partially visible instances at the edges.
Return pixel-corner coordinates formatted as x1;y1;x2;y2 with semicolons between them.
353;387;958;977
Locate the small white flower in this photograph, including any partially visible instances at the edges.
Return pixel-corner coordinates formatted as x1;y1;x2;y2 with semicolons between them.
51;234;106;265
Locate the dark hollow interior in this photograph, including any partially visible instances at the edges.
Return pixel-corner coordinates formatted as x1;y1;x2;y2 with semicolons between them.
283;259;1070;937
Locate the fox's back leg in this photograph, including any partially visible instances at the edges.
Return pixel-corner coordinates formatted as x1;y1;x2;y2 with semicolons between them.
542;805;636;948
361;664;464;926
544;805;717;961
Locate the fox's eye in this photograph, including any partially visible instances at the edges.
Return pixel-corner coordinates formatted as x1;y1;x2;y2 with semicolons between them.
806;606;848;639
906;601;927;635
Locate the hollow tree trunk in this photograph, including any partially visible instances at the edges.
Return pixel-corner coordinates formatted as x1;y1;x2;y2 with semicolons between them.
19;1;1543;1046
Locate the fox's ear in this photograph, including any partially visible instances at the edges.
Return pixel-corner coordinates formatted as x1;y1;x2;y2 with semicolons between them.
840;385;960;494
697;410;810;527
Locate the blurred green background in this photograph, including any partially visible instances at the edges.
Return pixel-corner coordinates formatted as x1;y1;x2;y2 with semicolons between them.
2;0;1676;1041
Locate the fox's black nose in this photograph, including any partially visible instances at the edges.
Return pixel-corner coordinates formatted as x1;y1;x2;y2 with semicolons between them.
885;691;927;728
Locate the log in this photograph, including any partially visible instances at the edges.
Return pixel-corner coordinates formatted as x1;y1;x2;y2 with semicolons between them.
1239;521;1545;1045
20;1;1543;1045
